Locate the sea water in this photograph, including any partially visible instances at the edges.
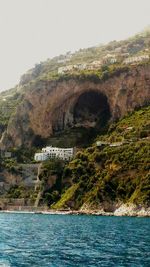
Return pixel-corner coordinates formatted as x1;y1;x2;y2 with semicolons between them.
0;213;149;267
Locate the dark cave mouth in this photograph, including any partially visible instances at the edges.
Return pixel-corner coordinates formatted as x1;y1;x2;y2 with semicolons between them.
73;91;111;128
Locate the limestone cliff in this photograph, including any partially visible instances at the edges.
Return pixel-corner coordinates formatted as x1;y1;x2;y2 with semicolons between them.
1;64;150;149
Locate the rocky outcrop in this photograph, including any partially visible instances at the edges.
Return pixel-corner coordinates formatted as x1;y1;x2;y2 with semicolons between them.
1;64;150;148
113;203;150;217
79;203;150;217
0;164;40;195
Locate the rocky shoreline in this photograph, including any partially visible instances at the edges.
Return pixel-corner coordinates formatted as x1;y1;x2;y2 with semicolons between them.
79;204;150;217
0;204;150;217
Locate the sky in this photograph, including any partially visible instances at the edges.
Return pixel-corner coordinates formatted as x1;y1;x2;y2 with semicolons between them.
0;0;150;92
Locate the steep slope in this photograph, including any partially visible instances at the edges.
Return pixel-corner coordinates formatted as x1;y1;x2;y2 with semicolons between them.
1;106;149;212
48;106;150;211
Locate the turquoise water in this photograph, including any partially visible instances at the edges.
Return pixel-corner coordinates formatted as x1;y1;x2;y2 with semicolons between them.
0;214;150;267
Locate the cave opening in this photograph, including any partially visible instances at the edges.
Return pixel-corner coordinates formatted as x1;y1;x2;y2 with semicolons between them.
73;90;111;129
50;90;111;148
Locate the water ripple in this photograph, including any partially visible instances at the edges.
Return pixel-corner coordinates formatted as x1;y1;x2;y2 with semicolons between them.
0;214;150;266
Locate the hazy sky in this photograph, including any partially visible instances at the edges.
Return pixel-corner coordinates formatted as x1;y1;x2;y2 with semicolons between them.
0;0;150;92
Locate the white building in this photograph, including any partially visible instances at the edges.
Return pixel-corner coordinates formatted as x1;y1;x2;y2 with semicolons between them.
74;63;87;70
102;54;117;64
123;54;149;64
58;65;74;74
34;146;74;162
58;60;103;74
88;60;102;69
58;63;87;74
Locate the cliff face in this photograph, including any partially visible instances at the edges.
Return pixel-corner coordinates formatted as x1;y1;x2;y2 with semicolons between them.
1;64;150;148
0;164;39;195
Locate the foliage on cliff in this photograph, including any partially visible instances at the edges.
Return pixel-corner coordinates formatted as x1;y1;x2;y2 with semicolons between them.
0;87;22;139
53;140;149;209
37;159;65;206
96;106;150;142
51;106;150;209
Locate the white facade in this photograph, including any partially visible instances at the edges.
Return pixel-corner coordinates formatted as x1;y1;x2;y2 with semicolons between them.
34;152;49;162
58;65;74;74
123;54;149;64
88;60;102;69
34;146;74;162
102;54;117;64
74;63;87;70
58;61;103;74
58;63;87;74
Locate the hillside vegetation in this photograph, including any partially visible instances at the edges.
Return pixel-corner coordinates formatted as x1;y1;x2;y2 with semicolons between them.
0;28;150;210
1;104;149;209
39;106;150;210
